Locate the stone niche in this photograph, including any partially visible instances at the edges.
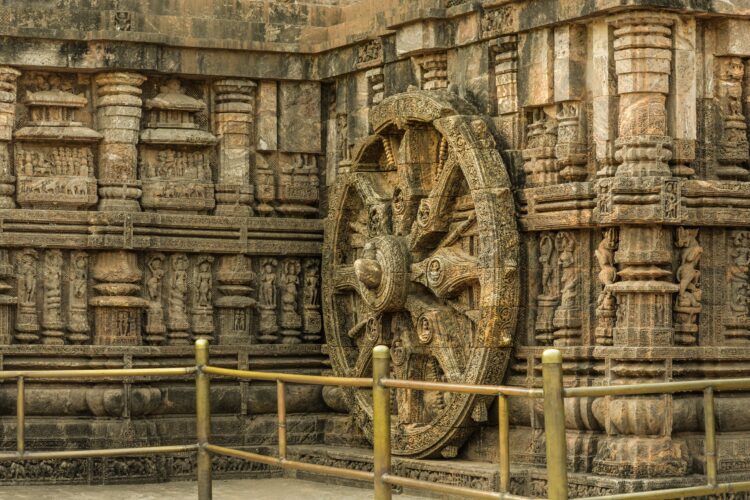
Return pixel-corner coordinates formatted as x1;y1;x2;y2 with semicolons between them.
139;79;217;214
14;82;101;210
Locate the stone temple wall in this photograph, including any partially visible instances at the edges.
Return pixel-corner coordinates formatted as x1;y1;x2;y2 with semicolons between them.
0;0;749;495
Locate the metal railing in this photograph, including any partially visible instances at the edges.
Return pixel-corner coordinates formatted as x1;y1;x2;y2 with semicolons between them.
1;340;750;500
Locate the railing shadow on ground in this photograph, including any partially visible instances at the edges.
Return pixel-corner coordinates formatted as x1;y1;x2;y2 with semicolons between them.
0;339;749;500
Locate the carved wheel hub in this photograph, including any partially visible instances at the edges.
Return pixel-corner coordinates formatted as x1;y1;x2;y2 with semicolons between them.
323;90;520;458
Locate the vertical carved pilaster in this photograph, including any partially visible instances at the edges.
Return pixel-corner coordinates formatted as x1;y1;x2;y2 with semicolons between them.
522;108;558;187
258;257;279;343
534;232;559;345
67;251;90;344
556;101;588;182
214;79;256;216
167;253;190;345
417;52;448;90
593;13;687;480
15;249;39;343
192;255;215;342
552;231;581;346
613;16;673;178
716;57;749;180
366;68;384;106
302;258;322;343
91;251;147;345
41;250;64;345
725;230;750;344
491;36;522;151
0;250;15;344
94;72;146;212
144;253;167;345
674;227;702;345
279;258;302;344
594;228;618;346
215;254;256;345
0;67;20;208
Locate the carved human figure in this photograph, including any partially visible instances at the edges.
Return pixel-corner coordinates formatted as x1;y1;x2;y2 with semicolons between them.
556;232;578;307
539;233;556;297
167;253;190;344
280;259;302;344
197;260;212;307
258;258;279;343
674;227;703;344
15;249;40;342
191;255;215;341
41;249;64;345
729;232;750;315
259;260;277;308
67;251;90;343
595;228;618;312
144;253;166;344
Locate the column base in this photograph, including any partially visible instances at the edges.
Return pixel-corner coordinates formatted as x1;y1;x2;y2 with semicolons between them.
592;436;688;479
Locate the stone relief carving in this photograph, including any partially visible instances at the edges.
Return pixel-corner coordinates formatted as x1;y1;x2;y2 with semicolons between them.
716;57;749;180
67;251;90;344
258;257;279;343
674;227;702;345
167;253;190;345
323;91;519;458
535;232;559;345
594;228;617;346
552;231;581;346
523;107;558;187
15;248;39;343
144;253;167;345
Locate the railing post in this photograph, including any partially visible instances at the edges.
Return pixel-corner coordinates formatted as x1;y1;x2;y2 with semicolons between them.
195;339;212;500
542;349;568;500
16;376;24;456
277;380;287;461
372;345;392;500
498;393;510;493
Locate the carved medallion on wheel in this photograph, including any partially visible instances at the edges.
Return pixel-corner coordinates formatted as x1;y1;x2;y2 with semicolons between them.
322;90;520;458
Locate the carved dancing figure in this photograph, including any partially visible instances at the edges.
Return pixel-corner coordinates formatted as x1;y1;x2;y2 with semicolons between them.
259;259;277;308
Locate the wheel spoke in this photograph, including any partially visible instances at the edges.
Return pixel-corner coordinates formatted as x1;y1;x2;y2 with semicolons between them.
332;265;359;292
411;246;479;299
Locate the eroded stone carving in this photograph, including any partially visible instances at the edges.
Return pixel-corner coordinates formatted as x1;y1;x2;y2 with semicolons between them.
323;91;519;458
140;79;217;214
67;251;90;344
716;57;749;180
594;228;618;346
258;257;279;343
144;253;167;345
15;249;39;343
674;227;702;345
192;255;215;342
167;253;190;345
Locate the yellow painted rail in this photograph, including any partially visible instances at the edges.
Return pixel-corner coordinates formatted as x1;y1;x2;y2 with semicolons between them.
1;339;750;500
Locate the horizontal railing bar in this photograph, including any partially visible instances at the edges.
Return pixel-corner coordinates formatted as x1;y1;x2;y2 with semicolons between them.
205;444;374;482
564;377;750;398
0;444;198;461
0;367;196;380
579;480;750;500
203;365;372;387
380;378;542;398
382;473;526;500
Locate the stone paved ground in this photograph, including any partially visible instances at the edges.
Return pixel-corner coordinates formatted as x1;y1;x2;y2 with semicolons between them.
0;478;425;499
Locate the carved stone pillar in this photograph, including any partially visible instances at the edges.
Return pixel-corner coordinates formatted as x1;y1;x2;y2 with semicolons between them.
15;249;39;343
302;259;322;343
594;228;618;346
68;251;90;344
0;250;16;344
552;231;582;346
41;250;64;345
417;52;448;90
214;79;256;217
167;253;190;345
95;72;146;212
716;57;749;180
593;13;686;479
522;108;558;187
215;254;256;345
90;251;147;345
613;16;673;178
191;255;215;342
0;67;20;208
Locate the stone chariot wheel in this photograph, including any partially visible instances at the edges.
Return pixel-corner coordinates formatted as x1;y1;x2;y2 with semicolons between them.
322;90;520;458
